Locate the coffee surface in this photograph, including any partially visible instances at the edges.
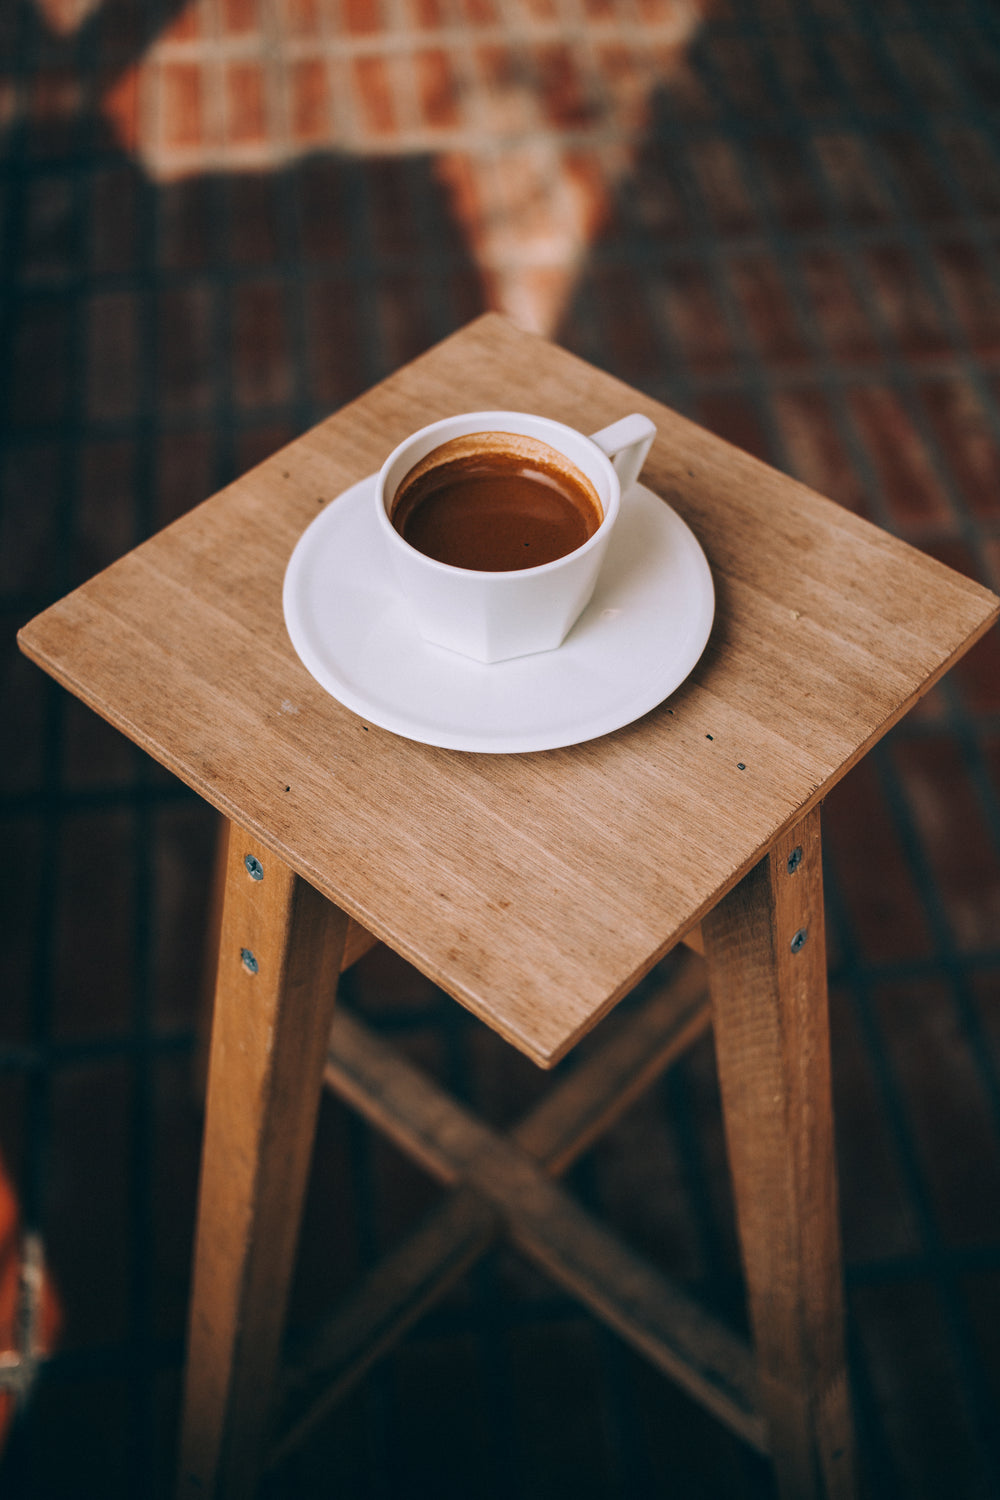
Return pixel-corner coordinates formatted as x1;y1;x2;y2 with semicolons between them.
391;433;603;572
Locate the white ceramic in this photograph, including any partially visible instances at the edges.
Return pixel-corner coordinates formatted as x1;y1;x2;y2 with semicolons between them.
375;411;656;663
283;474;714;753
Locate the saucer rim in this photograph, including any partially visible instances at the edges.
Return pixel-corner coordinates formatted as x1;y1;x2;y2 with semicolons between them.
283;473;715;754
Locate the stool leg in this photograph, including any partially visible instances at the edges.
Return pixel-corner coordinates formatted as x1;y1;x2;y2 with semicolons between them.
177;827;349;1499
702;805;855;1500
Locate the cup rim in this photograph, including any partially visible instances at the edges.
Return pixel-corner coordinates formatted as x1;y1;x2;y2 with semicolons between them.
375;411;622;579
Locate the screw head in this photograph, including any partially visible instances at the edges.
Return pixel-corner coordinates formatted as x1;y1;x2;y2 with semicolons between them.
240;948;259;974
790;928;808;954
244;854;264;881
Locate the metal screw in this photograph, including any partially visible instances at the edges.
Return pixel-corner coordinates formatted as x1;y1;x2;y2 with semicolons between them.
241;948;259;974
790;928;808;954
244;854;264;881
787;846;803;875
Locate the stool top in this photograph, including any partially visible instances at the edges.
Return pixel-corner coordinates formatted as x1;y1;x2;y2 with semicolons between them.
19;315;999;1066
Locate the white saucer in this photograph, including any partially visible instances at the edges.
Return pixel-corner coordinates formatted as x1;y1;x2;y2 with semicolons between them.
283;474;714;753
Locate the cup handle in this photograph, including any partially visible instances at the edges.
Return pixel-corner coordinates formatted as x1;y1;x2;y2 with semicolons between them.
589;414;656;495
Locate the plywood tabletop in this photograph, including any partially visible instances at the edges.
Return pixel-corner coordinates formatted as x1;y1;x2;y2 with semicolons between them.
19;314;999;1065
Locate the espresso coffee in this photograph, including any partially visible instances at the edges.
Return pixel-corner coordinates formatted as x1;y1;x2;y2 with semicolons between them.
390;432;604;572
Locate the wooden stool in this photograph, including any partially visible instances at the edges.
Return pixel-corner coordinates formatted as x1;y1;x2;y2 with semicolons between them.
19;315;998;1500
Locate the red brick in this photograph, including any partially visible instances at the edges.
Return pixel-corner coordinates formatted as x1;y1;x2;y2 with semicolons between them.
829;983;921;1262
914;375;1000;522
353;55;396;136
231;279;293;408
812;130;895;228
76;439;138;582
755;136;830;233
936;125;1000;218
88;165;138;276
10;300;71;427
726;250;811;367
660;50;719;121
157;283;216;414
891;734;1000;954
651;259;737;376
825;757;934;964
850;1280;988;1496
161;0;202;41
441;266;488;328
157;178;217;270
289;57;330;141
888;32;961;111
931;239;1000;358
534;44;596;131
0;817;43;1042
21;174;74;284
0;443;62;593
99;64;140;153
589;265;662;381
707;35;779;118
52;815;136;1042
225;60;268;145
512;0;558;20
155;428;215;529
297;158;354;262
434;151;486;256
220;0;260;33
151;803;219;1033
562;148;613;243
797;246;882;365
94;0;143;61
414;48;461;130
769;387;874;518
860;243;952;362
628;140;690;240
686;136;759;236
282;0;324;34
160;62;205;151
951;632;1000;717
47;1063;132;1347
234;421;296;475
343;0;381;34
874;973;1000;1246
846;383;953;529
376;272;434;370
86;290;139;423
225;174;281;265
826;32;900;115
770;31;841;115
150;1057;203;1342
28;68;80;156
877;129;959;223
407;0;449;23
305;280;366;408
367;159;417;259
461;0;500;21
693;390;772;464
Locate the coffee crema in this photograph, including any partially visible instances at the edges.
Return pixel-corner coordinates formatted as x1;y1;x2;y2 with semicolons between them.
390;432;604;572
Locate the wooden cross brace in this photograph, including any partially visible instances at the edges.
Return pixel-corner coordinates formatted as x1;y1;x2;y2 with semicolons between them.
268;949;768;1470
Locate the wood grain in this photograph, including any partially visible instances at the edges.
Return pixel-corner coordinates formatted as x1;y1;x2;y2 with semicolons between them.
177;832;349;1500
269;951;712;1463
18;313;999;1068
703;806;854;1500
318;1001;764;1451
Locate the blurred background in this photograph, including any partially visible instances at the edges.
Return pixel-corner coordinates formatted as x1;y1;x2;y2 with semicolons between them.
3;0;1000;1494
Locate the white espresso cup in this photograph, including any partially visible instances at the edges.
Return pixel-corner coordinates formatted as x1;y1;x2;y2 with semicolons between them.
375;410;656;663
